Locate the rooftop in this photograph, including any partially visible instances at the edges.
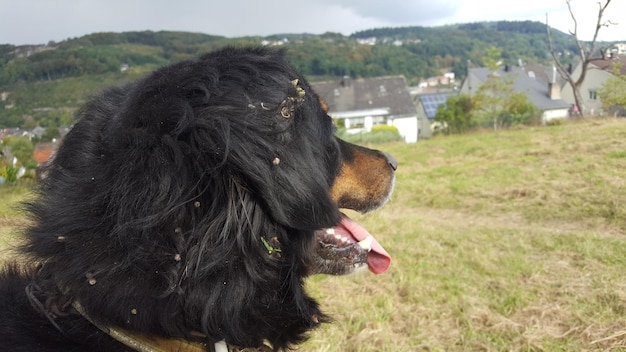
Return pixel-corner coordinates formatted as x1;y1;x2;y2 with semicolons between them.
311;76;417;117
468;66;571;111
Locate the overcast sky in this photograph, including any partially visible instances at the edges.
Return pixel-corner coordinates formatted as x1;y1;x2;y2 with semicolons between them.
1;0;624;45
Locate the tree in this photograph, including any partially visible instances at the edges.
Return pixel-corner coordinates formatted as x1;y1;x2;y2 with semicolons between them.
41;126;61;142
474;73;516;130
597;62;626;116
4;136;34;166
440;45;539;133
435;94;474;134
502;93;539;125
474;46;515;130
482;46;503;71
546;0;615;115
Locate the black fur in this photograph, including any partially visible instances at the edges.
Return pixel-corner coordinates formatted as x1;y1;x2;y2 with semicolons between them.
0;47;393;351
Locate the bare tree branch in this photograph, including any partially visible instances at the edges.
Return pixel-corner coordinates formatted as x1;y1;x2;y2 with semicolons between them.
546;0;614;115
588;0;613;60
566;0;586;64
546;14;571;82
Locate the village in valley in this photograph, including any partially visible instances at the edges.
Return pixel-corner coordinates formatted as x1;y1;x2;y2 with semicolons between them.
1;29;626;182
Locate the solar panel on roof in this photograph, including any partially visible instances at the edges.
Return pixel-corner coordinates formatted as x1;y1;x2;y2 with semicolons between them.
419;93;450;120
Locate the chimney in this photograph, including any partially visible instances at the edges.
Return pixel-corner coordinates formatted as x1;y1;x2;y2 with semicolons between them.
548;82;561;99
548;65;560;99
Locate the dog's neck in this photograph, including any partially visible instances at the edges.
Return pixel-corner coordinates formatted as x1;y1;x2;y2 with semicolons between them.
94;326;210;352
27;281;270;352
72;301;271;352
72;301;209;352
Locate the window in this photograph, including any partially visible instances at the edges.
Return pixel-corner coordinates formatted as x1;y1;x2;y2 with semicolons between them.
589;89;597;100
372;116;386;126
349;118;365;128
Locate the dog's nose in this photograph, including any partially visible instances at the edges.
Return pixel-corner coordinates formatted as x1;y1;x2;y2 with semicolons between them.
384;152;397;171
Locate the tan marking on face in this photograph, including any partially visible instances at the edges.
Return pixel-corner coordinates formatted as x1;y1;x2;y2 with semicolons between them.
330;147;394;212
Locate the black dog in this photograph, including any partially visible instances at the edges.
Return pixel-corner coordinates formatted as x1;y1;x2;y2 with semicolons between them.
0;47;396;351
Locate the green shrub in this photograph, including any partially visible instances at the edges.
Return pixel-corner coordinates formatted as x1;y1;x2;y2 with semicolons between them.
546;118;565;126
339;129;403;144
0;165;19;183
371;125;399;133
435;94;474;134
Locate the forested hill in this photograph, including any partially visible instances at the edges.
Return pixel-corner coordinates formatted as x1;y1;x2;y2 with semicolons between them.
0;20;606;128
1;20;583;85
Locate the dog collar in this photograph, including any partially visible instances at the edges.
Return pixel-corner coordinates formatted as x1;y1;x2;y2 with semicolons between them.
71;301;272;352
72;301;208;352
27;282;268;351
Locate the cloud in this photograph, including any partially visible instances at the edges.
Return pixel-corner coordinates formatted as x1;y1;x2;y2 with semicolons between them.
318;0;462;24
0;0;624;45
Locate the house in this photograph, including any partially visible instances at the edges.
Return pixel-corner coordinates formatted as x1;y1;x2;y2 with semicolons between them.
311;76;422;143
414;92;451;138
560;55;626;116
33;142;57;164
356;37;377;45
460;65;571;124
0;127;28;139
606;43;626;57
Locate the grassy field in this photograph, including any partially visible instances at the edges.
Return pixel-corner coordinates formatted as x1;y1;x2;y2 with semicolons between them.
0;184;32;252
2;118;626;351
303;118;626;352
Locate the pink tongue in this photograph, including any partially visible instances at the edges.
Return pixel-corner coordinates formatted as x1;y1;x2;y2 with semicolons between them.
334;214;391;274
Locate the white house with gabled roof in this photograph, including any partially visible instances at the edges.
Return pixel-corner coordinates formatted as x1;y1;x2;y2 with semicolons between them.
311;76;424;143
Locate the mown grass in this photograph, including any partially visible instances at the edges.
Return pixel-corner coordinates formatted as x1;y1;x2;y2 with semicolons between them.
1;118;626;351
0;183;32;251
303;118;626;351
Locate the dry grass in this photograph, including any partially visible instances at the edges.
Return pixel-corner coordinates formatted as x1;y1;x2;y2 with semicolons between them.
2;119;626;351
302;118;626;351
0;184;31;255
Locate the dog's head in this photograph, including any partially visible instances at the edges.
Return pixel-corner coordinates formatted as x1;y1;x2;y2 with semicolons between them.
29;46;396;349
108;46;396;276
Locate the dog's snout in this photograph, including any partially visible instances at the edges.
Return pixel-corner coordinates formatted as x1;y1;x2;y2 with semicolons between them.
384;153;397;171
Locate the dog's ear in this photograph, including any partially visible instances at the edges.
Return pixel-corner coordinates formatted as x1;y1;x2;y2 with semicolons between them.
129;59;341;231
220;85;341;231
251;145;341;231
223;126;341;231
261;83;342;231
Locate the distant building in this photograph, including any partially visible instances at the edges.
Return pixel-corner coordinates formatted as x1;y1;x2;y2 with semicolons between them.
606;43;626;57
460;65;571;124
261;38;289;46
414;92;451;138
356;37;377;46
311;76;423;143
561;55;626;116
0;128;29;139
33;142;58;164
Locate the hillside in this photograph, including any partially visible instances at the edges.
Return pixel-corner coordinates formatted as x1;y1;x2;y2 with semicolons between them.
0;21;608;129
